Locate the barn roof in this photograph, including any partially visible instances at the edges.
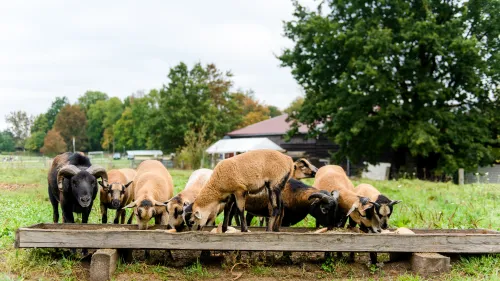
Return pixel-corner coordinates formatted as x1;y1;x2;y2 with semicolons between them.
206;138;285;154
227;114;309;137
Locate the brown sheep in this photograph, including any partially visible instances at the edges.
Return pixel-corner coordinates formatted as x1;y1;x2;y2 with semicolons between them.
354;183;401;230
164;168;213;231
124;160;174;230
99;168;136;224
187;150;294;232
239;158;319;227
313;165;375;231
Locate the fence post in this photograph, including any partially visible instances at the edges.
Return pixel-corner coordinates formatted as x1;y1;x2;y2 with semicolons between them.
458;168;464;185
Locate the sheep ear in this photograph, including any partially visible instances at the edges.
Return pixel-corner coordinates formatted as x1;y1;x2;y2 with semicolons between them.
155;201;167;207
362;204;374;211
346;204;357;217
389;200;402;206
194;211;202;220
124;181;133;188
183;200;191;207
124;201;137;209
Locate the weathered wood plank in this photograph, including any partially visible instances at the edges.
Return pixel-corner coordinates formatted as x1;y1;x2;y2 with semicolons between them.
16;227;500;253
21;223;500;234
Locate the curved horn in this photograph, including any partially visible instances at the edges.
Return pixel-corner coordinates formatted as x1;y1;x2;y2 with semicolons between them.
86;165;108;186
389;200;402;206
308;193;331;203
370;201;381;208
57;165;80;191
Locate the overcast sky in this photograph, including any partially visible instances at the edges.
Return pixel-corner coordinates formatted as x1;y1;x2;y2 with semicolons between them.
0;0;314;130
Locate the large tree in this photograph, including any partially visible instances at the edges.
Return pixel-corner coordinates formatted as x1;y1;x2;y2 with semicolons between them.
0;130;15;152
86;97;124;151
78;91;109;113
150;62;243;151
54;105;88;151
114;93;156;151
40;129;67;156
280;0;500;178
5;111;33;148
46;97;69;130
25;114;50;152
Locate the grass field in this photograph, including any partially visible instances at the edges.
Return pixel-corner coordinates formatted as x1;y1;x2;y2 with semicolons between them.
1;167;499;280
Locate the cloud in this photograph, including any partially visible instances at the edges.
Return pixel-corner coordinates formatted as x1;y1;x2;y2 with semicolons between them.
0;0;310;130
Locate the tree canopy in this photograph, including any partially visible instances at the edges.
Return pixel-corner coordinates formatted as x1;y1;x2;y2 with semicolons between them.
280;0;500;178
54;105;88;151
0;130;15;152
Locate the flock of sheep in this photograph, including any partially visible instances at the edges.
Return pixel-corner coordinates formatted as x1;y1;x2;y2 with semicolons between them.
47;150;401;264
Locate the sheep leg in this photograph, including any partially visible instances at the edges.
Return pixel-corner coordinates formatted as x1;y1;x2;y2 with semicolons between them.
369;252;378;265
100;204;108;224
126;210;134;224
222;196;235;233
272;189;283;232
113;209;121;224
120;209;126;224
246;213;254;226
49;188;59;223
61;203;74;223
160;212;168;225
235;192;248;232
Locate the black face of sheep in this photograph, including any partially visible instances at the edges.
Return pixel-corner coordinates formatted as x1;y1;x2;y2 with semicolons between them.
58;165;108;208
371;198;401;229
308;190;339;229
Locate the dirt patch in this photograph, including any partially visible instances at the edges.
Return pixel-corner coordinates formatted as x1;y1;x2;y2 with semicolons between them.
0;183;39;191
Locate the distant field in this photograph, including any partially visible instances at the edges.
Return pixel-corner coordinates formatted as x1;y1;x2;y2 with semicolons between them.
0;166;499;280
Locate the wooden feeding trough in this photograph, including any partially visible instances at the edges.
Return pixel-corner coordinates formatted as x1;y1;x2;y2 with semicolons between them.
15;223;500;253
15;224;500;280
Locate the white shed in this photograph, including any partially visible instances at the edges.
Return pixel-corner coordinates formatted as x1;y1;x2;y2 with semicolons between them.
206;138;285;156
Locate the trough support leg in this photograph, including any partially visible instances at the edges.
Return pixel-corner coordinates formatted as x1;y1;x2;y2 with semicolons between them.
411;253;451;275
90;249;118;281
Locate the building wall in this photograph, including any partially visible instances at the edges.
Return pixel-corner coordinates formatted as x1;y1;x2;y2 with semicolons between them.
228;134;338;167
465;165;500;184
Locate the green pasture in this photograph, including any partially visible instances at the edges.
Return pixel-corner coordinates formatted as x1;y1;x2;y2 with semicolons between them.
0;167;499;280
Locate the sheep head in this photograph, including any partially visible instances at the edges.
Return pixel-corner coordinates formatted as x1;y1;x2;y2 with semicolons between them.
124;199;166;230
371;196;402;229
99;181;133;209
165;196;190;231
57;164;106;208
293;158;319;179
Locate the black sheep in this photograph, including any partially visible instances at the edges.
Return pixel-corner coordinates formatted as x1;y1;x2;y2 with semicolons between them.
48;152;108;223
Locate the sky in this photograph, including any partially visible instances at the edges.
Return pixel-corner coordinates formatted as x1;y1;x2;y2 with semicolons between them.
0;0;315;130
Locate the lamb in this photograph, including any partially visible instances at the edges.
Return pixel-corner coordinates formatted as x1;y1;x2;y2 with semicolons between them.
99;168;136;224
186;150;294;232
354;183;401;229
124;160;174;230
48;152;108;224
165;168;213;231
313;165;376;231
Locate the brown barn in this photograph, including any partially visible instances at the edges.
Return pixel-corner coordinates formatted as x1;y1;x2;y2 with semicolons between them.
226;114;338;167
